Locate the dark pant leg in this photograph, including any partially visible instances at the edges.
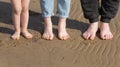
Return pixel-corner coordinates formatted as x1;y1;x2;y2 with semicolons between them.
100;0;120;23
80;0;99;23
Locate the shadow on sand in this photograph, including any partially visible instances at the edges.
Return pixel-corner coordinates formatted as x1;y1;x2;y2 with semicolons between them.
0;1;90;39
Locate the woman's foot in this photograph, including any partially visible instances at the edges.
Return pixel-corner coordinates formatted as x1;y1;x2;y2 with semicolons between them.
58;18;70;40
42;18;54;40
83;22;98;40
100;22;113;40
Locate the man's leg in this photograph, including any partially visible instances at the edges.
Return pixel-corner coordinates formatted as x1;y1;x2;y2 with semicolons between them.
80;0;99;40
100;0;120;40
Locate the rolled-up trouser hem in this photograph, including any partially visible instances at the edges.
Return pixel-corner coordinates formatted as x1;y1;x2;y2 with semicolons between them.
57;14;68;18
100;17;111;23
42;12;54;18
89;18;99;23
42;15;52;18
42;14;68;18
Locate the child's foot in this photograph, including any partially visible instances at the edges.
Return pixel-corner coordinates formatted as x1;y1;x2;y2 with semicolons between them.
58;21;70;40
100;22;113;40
11;32;20;40
83;22;98;40
21;31;33;39
42;21;54;40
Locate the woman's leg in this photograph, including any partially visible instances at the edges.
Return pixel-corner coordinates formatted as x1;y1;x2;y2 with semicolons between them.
58;18;70;40
21;0;33;39
57;0;71;40
100;0;120;40
11;0;21;40
80;0;99;40
40;0;54;40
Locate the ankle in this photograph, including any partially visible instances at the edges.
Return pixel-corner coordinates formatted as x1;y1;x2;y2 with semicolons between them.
100;22;109;25
21;29;28;33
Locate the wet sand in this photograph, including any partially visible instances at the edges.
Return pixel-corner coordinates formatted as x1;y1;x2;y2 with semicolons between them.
0;0;120;67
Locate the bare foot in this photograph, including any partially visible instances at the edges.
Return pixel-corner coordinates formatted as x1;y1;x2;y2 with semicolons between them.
83;22;98;40
100;22;113;40
11;32;20;40
58;21;70;40
42;20;54;40
22;31;33;39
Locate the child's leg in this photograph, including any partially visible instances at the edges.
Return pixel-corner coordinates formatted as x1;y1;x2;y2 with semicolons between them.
100;0;120;40
40;0;54;40
80;0;99;40
57;0;71;40
21;0;33;39
11;0;21;40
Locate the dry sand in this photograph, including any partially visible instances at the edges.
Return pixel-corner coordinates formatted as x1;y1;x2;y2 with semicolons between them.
0;0;120;67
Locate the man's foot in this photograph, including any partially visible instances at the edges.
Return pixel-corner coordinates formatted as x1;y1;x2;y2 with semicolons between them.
11;31;20;40
83;22;98;40
21;30;33;39
58;19;70;40
100;22;113;40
